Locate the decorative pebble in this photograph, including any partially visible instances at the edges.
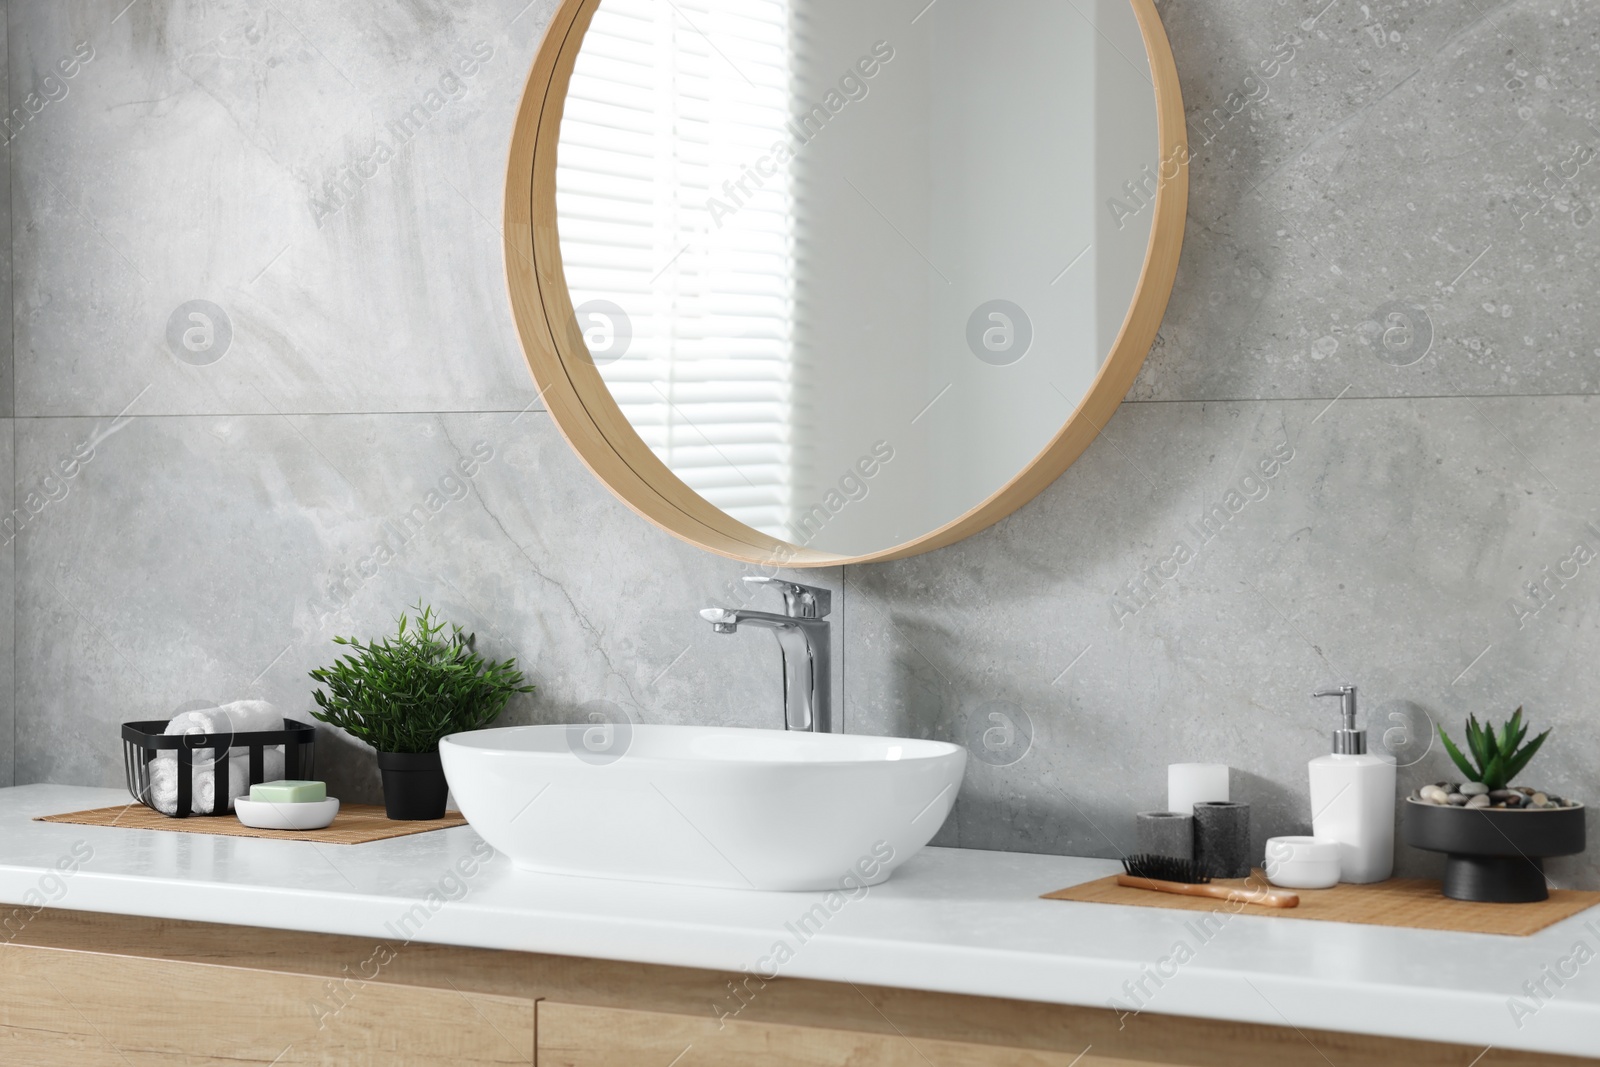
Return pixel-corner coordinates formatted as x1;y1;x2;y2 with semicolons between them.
1415;782;1578;810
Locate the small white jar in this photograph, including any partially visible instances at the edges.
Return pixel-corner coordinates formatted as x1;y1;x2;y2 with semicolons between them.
1264;836;1341;889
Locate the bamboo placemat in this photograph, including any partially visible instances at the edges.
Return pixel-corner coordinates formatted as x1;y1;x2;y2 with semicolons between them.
36;803;467;844
1043;871;1600;937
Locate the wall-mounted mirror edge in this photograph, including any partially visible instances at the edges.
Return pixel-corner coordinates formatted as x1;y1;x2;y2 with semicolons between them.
504;0;1188;568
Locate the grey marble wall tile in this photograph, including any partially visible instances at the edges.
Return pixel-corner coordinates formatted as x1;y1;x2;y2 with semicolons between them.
0;420;12;785
844;396;1600;888
13;410;837;803
1157;0;1489;223
0;0;11;418
10;0;545;417
0;5;11;783
1137;0;1600;402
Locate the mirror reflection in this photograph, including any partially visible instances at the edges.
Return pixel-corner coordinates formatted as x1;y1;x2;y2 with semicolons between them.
555;0;1160;556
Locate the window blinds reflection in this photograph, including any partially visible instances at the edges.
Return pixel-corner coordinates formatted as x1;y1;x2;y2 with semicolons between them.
556;0;796;540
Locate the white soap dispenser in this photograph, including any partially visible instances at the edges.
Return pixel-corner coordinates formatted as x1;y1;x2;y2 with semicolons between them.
1308;685;1395;883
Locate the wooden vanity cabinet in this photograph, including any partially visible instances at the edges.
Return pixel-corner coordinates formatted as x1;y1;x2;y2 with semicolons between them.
0;909;1591;1066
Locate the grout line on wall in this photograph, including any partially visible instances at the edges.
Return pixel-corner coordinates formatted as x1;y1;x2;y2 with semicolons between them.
9;408;554;420
1121;392;1600;405
12;393;1600;423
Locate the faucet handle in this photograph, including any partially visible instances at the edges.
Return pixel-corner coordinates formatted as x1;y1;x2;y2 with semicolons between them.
742;576;832;619
699;608;739;633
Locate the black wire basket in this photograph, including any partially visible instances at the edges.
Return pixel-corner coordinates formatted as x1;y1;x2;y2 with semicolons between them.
121;718;317;818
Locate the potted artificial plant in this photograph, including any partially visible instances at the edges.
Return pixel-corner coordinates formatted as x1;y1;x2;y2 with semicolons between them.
310;605;534;820
1404;708;1585;903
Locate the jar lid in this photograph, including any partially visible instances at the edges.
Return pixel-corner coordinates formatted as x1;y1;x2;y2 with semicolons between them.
1265;835;1340;863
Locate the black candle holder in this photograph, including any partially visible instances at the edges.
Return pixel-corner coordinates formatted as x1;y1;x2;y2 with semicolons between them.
1193;800;1251;878
1135;811;1194;861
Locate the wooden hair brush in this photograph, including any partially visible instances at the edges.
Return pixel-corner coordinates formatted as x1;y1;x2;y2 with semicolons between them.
1118;854;1299;909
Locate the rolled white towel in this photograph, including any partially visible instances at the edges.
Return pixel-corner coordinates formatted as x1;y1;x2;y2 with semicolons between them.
212;699;284;734
150;701;288;814
164;710;220;764
163;700;283;756
150;747;285;815
149;755;218;815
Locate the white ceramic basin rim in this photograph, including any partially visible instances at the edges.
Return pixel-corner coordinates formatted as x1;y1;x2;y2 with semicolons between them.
440;725;966;892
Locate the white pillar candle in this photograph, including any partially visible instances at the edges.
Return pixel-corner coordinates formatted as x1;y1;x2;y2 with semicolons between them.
1168;763;1229;815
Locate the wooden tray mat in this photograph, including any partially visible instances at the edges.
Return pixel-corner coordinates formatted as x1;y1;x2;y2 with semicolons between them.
36;803;467;844
1043;871;1600;937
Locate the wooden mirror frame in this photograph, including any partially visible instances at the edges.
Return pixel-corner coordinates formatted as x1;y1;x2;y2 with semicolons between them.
504;0;1188;567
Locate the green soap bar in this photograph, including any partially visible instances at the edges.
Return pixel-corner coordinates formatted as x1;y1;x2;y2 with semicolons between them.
249;780;326;803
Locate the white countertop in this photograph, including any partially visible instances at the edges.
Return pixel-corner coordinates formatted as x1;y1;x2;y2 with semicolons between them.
1;785;1596;1059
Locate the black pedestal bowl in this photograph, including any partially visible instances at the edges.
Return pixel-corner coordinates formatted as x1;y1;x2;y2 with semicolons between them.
1403;798;1586;903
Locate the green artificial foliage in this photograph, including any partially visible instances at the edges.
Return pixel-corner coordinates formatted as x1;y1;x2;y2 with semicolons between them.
309;605;534;754
1437;707;1549;792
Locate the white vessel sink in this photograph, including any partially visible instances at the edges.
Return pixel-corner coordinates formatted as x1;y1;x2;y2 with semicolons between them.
440;725;965;891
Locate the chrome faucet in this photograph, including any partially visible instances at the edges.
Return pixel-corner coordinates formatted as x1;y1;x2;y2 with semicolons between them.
700;577;836;733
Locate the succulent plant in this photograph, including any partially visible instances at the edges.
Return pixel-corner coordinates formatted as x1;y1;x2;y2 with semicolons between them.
1437;707;1549;792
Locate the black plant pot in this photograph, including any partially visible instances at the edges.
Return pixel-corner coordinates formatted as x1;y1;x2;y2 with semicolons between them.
1403;798;1586;902
376;750;449;821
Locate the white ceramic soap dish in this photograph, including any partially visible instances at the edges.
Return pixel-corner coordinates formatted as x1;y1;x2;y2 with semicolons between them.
235;797;340;831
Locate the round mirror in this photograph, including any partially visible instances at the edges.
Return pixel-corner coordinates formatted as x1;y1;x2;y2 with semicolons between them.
506;0;1186;565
